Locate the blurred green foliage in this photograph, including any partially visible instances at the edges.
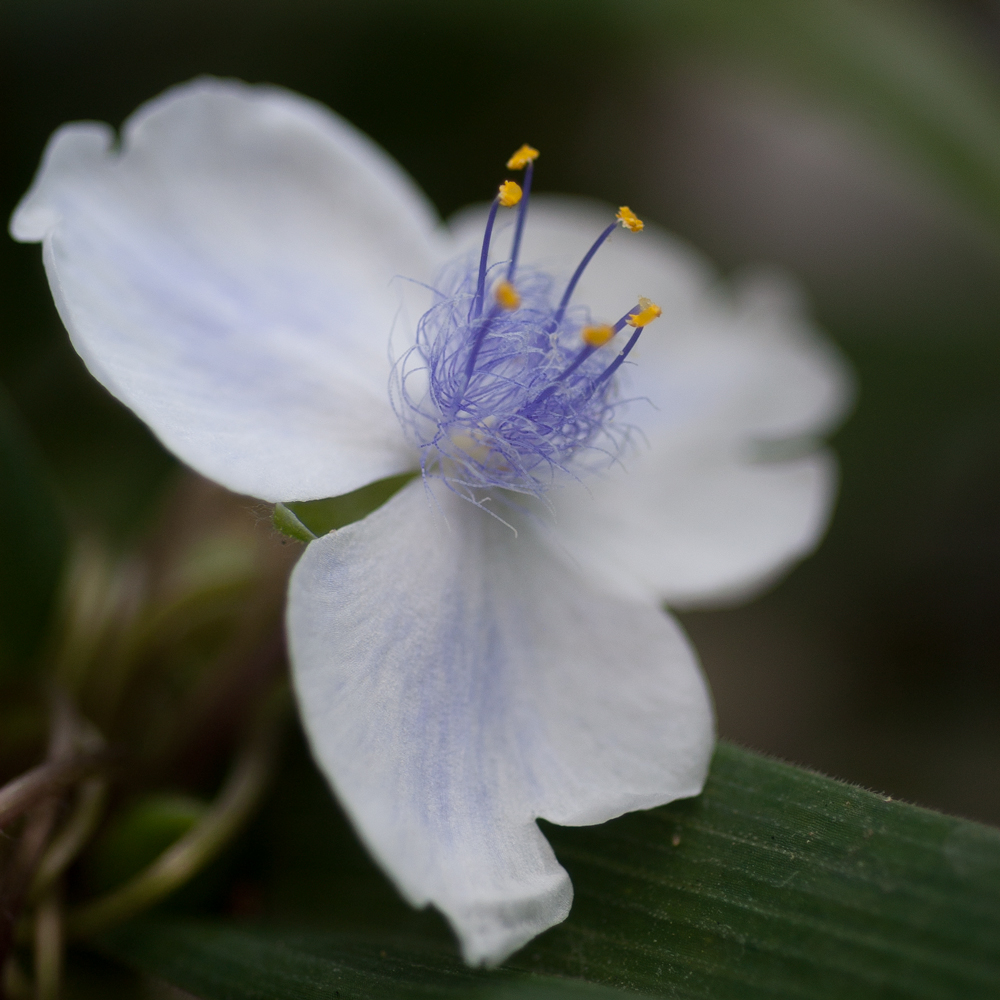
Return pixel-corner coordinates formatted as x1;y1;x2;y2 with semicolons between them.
0;387;66;675
84;795;207;896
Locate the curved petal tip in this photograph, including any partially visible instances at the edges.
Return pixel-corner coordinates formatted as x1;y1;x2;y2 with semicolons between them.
452;873;574;966
10;122;114;242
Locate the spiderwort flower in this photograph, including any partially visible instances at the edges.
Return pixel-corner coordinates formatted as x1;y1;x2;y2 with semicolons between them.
11;79;850;965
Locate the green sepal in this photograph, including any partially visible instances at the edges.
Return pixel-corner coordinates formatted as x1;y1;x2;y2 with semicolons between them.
272;503;318;543
281;473;417;540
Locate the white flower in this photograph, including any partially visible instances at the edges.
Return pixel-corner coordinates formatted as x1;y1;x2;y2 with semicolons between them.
10;79;851;965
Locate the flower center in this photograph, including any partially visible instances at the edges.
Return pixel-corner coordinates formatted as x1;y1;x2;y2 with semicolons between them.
393;145;661;501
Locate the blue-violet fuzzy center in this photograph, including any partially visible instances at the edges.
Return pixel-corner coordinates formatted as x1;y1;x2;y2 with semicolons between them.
392;146;660;501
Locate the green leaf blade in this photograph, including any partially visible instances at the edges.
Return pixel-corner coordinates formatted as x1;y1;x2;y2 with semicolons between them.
285;473;417;537
102;744;1000;999
102;922;635;1000
525;743;1000;998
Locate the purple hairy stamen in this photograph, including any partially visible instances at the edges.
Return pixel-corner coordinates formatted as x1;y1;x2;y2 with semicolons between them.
394;261;642;499
536;306;640;401
461;303;503;389
392;167;654;501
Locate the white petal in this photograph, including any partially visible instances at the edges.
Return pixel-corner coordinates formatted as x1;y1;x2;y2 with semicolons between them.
547;444;838;607
11;78;446;501
287;480;713;965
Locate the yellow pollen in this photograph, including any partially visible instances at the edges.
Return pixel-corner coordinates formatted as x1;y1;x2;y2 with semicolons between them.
495;280;521;310
581;324;615;348
451;431;493;465
627;297;662;327
616;206;644;232
498;180;522;207
506;144;540;170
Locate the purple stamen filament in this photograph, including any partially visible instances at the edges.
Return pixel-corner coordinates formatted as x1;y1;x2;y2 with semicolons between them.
548;221;618;331
595;314;646;386
507;160;533;282
462;304;501;387
472;195;502;320
533;305;641;406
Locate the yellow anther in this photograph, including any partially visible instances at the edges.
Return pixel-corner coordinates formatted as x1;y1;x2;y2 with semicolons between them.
581;324;616;348
506;144;540;170
498;180;522;207
495;280;521;310
616;206;644;233
627;297;662;328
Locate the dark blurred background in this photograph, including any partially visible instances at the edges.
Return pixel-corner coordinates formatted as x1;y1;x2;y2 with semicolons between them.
2;0;999;829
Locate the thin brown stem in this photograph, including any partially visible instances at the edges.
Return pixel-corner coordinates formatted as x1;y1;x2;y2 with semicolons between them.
0;798;60;996
0;754;104;832
33;890;62;1000
1;955;30;1000
29;777;107;904
0;695;102;994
